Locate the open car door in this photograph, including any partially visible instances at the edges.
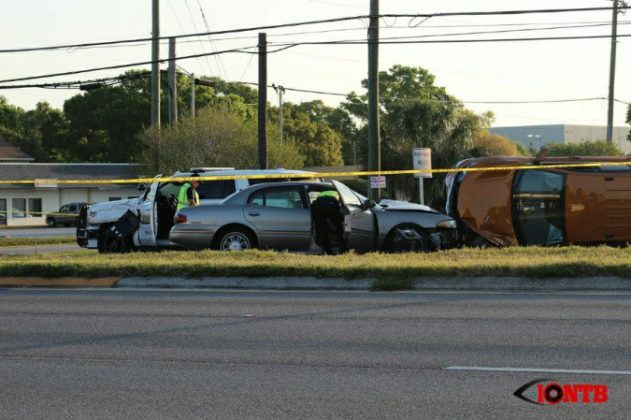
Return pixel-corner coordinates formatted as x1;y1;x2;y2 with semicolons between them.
332;180;375;252
137;175;161;246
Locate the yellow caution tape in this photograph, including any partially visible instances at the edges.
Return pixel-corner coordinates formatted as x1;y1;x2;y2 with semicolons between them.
0;161;629;185
0;210;80;217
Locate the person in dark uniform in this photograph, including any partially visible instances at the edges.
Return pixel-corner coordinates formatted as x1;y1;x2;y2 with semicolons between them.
311;190;345;254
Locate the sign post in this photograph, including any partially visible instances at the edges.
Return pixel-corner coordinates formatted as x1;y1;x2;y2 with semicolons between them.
412;148;432;205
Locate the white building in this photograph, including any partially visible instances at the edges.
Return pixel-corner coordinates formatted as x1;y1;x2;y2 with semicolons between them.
0;138;139;226
489;124;631;153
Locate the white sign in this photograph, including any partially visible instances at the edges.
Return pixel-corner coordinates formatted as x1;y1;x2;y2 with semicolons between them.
370;176;386;189
413;148;432;179
34;179;58;188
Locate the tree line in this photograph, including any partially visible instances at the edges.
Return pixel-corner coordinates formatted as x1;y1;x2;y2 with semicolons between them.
1;65;628;205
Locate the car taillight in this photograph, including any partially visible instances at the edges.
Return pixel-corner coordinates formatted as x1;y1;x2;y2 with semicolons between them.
174;213;188;224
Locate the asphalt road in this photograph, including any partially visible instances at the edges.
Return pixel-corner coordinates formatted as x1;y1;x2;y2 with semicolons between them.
0;227;75;238
0;289;629;419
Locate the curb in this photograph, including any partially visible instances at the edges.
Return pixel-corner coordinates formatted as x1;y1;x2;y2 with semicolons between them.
116;276;372;290
116;276;631;291
0;277;120;288
1;276;631;291
411;276;631;291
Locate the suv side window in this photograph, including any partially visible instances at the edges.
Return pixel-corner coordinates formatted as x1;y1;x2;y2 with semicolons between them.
247;187;306;209
59;205;70;213
197;180;236;199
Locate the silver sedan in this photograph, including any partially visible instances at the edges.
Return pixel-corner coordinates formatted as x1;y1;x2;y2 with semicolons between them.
169;180;458;252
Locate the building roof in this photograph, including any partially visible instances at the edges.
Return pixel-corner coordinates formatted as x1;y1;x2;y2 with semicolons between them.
0;163;139;182
0;137;34;161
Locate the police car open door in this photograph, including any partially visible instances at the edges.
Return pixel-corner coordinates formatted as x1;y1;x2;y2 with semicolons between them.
137;175;161;246
332;180;375;252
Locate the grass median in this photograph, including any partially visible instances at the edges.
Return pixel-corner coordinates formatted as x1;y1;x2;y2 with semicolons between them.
1;246;631;289
0;236;76;247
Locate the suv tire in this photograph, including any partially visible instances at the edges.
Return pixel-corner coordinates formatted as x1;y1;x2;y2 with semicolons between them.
97;226;132;254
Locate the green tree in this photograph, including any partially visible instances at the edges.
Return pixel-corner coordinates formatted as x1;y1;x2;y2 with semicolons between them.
342;65;489;206
63;71;152;162
0;97;27;156
19;102;70;161
277;104;343;167
0;96;24;130
547;140;624;157
470;130;522;157
138;106;303;174
0;98;70;161
292;100;360;166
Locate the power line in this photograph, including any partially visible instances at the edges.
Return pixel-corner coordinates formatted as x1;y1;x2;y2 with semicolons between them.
371;21;631;42
1;72;624;109
0;72;152;90
1;7;627;54
0;46;257;84
269;32;631;47
66;20;631;51
196;0;228;79
183;0;214;75
2;29;630;85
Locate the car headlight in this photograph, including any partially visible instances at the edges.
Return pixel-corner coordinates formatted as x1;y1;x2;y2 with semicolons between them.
88;211;97;219
436;219;457;229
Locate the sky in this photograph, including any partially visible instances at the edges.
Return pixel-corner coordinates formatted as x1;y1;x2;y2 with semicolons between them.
1;0;630;135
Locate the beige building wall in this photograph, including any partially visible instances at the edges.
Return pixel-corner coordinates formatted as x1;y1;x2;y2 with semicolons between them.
564;126;631;153
1;186;138;226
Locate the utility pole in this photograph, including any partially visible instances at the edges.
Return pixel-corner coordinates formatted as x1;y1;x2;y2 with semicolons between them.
168;37;177;125
190;73;196;118
258;33;268;170
607;0;625;142
272;84;285;145
367;0;380;199
151;0;160;128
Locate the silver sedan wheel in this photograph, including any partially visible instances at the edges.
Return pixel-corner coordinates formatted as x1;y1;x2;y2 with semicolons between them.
220;232;251;251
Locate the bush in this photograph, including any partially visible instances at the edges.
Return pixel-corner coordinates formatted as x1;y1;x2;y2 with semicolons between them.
138;106;304;174
547;140;624;157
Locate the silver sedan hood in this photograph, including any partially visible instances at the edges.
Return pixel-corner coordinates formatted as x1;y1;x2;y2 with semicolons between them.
378;199;439;213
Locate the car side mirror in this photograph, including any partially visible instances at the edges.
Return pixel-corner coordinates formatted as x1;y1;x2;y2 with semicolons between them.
363;199;377;210
137;183;146;192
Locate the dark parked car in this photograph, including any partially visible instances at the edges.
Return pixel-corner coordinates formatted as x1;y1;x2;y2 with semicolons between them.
46;202;87;227
170;180;458;253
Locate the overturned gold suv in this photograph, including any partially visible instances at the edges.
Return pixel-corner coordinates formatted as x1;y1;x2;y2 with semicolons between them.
444;154;631;247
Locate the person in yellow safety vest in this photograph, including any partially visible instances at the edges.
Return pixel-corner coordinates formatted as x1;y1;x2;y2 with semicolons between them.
176;174;200;211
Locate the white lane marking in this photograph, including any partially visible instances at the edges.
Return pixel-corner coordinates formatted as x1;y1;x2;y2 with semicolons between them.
446;366;631;375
